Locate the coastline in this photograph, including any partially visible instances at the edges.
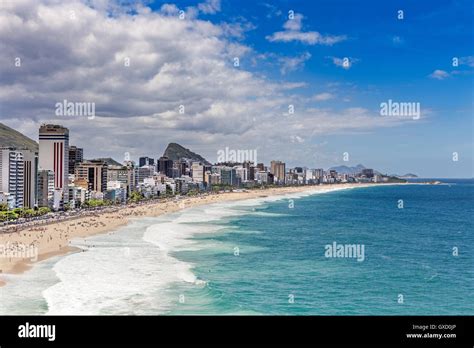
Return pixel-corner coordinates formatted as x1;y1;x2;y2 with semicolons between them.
0;183;404;286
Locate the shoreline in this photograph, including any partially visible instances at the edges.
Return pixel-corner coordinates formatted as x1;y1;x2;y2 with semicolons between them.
0;183;405;286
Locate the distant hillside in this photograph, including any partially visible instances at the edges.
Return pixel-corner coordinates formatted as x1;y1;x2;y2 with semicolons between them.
398;173;418;178
329;164;366;174
163;143;210;165
90;157;122;166
0;122;38;152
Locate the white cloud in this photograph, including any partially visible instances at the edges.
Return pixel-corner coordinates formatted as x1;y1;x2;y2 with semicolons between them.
327;56;358;70
0;0;411;167
459;56;474;67
429;69;450;80
197;0;221;14
261;3;282;19
160;3;179;15
280;82;307;90
219;19;256;39
266;13;346;45
313;92;334;101
428;59;474;80
278;52;311;74
283;13;304;31
290;135;304;143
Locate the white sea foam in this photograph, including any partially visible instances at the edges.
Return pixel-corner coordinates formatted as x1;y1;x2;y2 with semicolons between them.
2;185;364;315
0;255;60;315
41;202;252;315
42;219;185;315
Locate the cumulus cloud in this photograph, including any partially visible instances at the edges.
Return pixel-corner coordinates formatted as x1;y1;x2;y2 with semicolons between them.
219;18;256;39
266;13;346;45
160;3;180;15
197;0;221;14
278;52;311;74
0;0;409;167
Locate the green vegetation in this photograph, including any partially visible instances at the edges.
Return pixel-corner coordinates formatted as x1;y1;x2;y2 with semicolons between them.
128;191;144;203
0;210;18;222
63;201;74;211
82;199;108;208
0;206;51;222
38;207;51;215
210;184;233;191
384;176;407;183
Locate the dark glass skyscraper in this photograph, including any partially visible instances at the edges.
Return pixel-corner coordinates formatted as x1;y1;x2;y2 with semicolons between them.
139;156;155;168
158;156;173;177
68;145;83;174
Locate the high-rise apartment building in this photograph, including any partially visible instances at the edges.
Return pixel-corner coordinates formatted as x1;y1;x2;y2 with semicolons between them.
158;156;173;178
68;146;83;175
0;148;23;208
39;124;69;203
0;147;37;208
221;167;239;186
75;160;107;192
37;169;54;208
191;162;204;183
137;165;155;184
270;160;286;184
21;149;37;208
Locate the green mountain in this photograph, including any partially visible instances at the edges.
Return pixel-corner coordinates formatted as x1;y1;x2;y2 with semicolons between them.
0;122;38;152
163;143;210;165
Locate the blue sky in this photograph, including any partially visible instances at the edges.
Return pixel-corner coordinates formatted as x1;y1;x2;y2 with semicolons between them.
158;0;474;177
1;0;473;177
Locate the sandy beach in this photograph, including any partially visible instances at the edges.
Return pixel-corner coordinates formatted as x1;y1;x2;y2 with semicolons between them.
0;183;397;285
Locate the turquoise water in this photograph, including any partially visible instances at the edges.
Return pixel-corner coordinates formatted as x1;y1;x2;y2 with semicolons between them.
169;181;474;315
1;182;472;315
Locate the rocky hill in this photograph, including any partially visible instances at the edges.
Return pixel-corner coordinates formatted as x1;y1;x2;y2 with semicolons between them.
163;143;210;165
0;122;38;152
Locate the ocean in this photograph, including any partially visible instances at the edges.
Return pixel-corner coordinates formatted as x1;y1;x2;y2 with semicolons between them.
1;180;472;315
